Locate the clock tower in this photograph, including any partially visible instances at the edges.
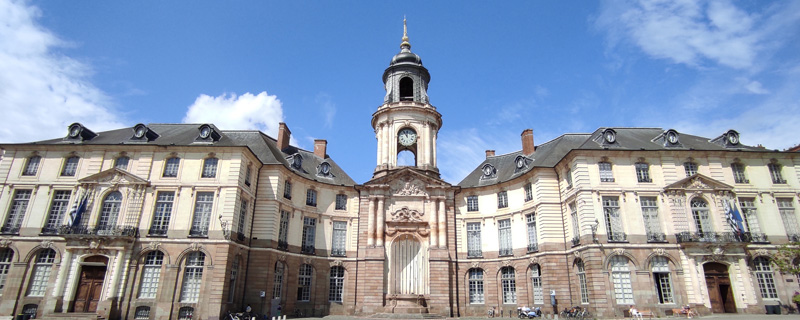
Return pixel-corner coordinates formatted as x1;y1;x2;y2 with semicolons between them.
372;19;442;178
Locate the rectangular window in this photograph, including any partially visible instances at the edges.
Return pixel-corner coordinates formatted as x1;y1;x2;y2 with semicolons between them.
150;192;174;236
467;195;479;212
179;253;205;303
61;156;79;176
237;199;248;235
278;210;289;250
272;263;284;299
497;191;508;209
526;214;538;252
498;219;512;256
610;257;634;304
163;157;180;177
501;267;517;304
599;162;614;182
2;190;31;234
301;217;316;254
468;269;484;304
283;181;292;199
731;163;748;183
524;183;533;202
652;257;673;304
603;196;626;242
570;202;579;241
684;162;697;177
635;163;651;182
297;264;312;301
739;198;761;234
0;249;13;292
189;192;214;236
306;189;317;207
201;158;218;178
329;266;345;302
22;156;41;176
245;165;252;186
755;258;778;299
114;156;129;170
769;163;786;184
778;199;799;239
577;261;589;304
640;197;663;242
139;252;163;299
228;259;239;302
134;306;150;320
43;190;71;233
531;267;543;304
566;169;573;189
467;222;482;257
335;194;347;210
331;221;347;257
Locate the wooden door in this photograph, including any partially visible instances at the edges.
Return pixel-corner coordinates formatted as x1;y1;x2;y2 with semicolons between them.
73;266;106;312
703;263;736;314
705;276;724;313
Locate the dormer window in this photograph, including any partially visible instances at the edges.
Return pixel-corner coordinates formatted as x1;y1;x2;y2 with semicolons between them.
131;124;159;141
514;155;530;173
66;123;97;141
726;130;740;145
317;162;333;178
196;124;221;142
290;154;303;170
602;129;616;144
663;129;681;147
480;164;496;179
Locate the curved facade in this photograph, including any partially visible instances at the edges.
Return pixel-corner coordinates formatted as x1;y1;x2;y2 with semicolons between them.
1;24;799;320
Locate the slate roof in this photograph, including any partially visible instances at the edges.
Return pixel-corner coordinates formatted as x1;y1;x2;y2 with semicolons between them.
5;123;356;186
457;127;767;188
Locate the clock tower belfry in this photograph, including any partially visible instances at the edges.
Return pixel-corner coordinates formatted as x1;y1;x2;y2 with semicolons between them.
372;19;442;178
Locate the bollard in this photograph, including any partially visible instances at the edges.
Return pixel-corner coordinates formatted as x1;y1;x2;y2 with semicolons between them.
283;315;287;320
272;317;276;320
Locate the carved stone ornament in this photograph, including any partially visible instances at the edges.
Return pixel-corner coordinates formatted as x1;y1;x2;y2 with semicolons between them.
529;257;539;265
330;259;343;267
147;241;161;251
0;238;10;248
612;248;625;256
754;249;769;257
190;242;202;252
573;251;582;259
391;207;424;222
303;257;312;265
277;254;287;262
502;260;512;267
687;178;709;189
706;247;725;262
471;261;481;269
40;240;53;249
89;241;101;250
395;181;427;196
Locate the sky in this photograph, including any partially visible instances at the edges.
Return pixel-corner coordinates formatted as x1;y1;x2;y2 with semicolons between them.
1;0;799;184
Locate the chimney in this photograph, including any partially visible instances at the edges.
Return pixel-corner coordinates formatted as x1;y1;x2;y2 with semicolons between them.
277;122;291;151
485;150;495;158
521;129;535;155
314;139;328;159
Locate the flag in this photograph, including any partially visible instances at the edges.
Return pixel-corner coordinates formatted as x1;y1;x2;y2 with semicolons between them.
69;192;88;227
731;202;746;233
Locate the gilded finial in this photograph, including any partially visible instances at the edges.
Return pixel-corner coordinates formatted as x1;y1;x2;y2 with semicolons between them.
401;17;411;50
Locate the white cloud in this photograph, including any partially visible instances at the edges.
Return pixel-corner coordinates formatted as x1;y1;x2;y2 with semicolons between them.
0;0;123;143
182;91;285;137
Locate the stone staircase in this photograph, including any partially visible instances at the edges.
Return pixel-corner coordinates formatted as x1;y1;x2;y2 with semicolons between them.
45;313;104;320
369;313;445;319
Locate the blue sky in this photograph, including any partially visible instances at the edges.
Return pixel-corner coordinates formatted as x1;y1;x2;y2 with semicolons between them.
1;0;799;183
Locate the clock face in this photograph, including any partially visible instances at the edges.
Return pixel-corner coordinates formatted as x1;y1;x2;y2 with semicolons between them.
398;128;417;146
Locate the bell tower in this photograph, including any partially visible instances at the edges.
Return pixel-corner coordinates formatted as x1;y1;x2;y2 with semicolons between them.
372;19;442;178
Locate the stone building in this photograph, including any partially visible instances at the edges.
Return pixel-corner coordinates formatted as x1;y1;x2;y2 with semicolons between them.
0;22;799;320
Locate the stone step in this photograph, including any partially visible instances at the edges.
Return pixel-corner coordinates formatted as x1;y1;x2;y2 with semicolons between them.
45;313;104;320
369;313;445;319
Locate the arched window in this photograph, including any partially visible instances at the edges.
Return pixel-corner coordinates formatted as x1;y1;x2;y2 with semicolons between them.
297;264;313;301
610;256;633;304
500;266;517;304
163;157;180;177
399;77;414;101
115;156;130;170
530;264;543;304
272;262;284;299
329;266;345;302
468;268;484;304
754;257;778;299
651;256;674;303
576;259;589;304
180;252;205;303
228;257;240;302
397;150;415;166
22;155;41;176
201;157;218;178
139;251;164;299
178;307;194;320
691;198;713;234
0;248;13;291
98;191;122;231
27;249;56;296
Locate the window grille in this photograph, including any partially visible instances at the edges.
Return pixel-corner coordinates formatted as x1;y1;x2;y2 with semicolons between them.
2;190;31;234
640;197;663;241
526;214;538;252
501;267;517;304
524;183;533;202
43;190;71;233
335;194;347;210
178;307;194;320
134;306;150;319
497;191;508;209
139;251;164;299
467;196;479;212
115;156;130;170
467;222;482;257
603;197;625;241
21;304;37;318
731;163;748;183
0;249;13;291
577;260;589;304
61;156;79;176
754;257;778;299
635;162;651;182
272;262;284;299
768;163;786;184
297;264;312;301
306;189;317;207
610;256;633;304
201;158;218;178
162;157;180;177
599;162;614;182
651;257;674;304
468;268;484;304
27;249;55;296
530;265;543;304
498;219;512;256
778;199;799;238
331;221;347;256
683;162;697;177
22;156;40;176
180;252;205;303
190;192;214;236
301;217;316;254
329;266;345;302
150;192;174;236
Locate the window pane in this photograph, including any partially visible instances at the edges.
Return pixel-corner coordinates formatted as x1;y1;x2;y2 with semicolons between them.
531;265;543;304
0;249;14;291
468;268;484;304
98;191;122;230
180;252;205;302
467;196;479;212
498;219;512;256
3;190;32;233
190;192;214;236
635;163;651;182
44;190;71;232
139;251;164;298
599;162;614;182
202;158;218;178
272;263;284;299
23;156;41;176
163;157;180;177
467;222;482;257
610;256;633;304
27;250;55;296
497;191;508;209
115;156;130;170
301;217;316;254
603;197;625;241
501;267;516;304
150;192;174;235
297;264;312;301
332;221;347;256
329;266;344;302
61;156;79;176
335;194;347;210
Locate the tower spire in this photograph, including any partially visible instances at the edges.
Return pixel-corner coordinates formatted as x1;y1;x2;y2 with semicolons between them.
401;17;411;50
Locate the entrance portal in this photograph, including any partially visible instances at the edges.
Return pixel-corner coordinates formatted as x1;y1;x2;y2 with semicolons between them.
72;256;108;313
387;234;429;313
703;262;736;313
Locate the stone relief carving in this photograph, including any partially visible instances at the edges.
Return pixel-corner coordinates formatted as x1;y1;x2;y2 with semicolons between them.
471;261;481;269
612;248;625;256
190;242;202;252
687;178;709;189
330;259;343;267
529;257;539;265
653;248;667;256
754;249;769;257
303;257;312;265
0;238;10;248
277;254;287;262
391;207;424;222
395;181;427;196
147;241;161;251
502;260;512;267
89;241;101;250
40;240;53;249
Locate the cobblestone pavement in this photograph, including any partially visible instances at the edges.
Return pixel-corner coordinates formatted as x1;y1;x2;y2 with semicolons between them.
281;314;800;320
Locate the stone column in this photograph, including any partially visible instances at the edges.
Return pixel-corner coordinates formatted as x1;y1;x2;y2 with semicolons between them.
108;250;125;298
425;123;432;167
376;197;385;246
367;197;375;247
53;249;73;297
376;125;382;166
429;199;438;247
438;198;447;248
384;124;391;165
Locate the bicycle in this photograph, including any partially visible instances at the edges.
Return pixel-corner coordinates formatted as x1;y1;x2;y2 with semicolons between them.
224;310;241;320
487;307;495;318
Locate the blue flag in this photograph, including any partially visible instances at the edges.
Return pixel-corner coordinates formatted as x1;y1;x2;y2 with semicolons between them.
70;193;88;227
731;202;745;233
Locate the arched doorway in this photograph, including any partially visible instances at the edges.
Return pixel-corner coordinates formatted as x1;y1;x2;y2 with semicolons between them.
72;255;108;313
703;262;736;313
390;234;428;295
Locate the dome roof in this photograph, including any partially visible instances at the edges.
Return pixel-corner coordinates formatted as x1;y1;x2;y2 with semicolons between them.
390;48;422;66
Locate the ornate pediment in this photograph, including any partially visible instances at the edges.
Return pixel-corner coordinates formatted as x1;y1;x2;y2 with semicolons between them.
391;207;425;222
364;167;451;188
79;168;149;186
663;173;732;192
393;181;428;196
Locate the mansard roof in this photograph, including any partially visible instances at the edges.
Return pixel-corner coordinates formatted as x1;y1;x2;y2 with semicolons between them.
458;127;768;188
8;123;356;186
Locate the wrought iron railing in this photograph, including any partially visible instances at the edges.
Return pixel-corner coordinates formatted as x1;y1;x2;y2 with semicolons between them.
607;232;628;242
647;233;667;243
278;240;288;251
572;236;580;247
59;225;137;237
527;244;539;253
677;231;767;243
467;249;482;258
330;249;346;257
188;227;208;237
499;248;513;257
0;226;20;235
747;232;769;243
148;226;168;237
40;226;60;235
301;245;316;255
